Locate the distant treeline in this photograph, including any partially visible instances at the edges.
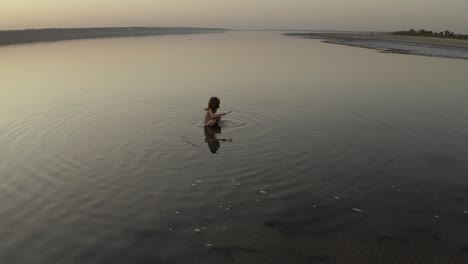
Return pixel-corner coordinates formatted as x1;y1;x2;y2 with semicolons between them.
393;29;468;40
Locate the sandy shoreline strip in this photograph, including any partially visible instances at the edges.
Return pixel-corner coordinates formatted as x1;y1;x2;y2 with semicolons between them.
285;33;468;60
0;27;229;47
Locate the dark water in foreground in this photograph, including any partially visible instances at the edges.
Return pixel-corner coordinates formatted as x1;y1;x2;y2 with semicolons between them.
1;32;468;263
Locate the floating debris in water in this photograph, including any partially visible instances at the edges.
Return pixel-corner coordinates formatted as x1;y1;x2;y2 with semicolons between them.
168;228;173;231
416;189;420;192
194;228;201;232
206;244;212;247
222;227;227;230
195;180;204;183
464;211;468;214
192;184;196;186
434;215;439;218
313;205;317;208
259;190;267;194
175;211;180;214
334;196;340;200
219;205;223;208
95;156;105;160
225;208;230;211
353;208;363;212
235;183;241;186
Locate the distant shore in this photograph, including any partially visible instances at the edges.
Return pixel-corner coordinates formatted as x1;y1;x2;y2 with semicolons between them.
0;27;230;47
285;32;468;60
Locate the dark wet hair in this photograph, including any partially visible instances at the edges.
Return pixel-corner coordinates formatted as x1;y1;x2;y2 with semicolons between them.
205;97;220;113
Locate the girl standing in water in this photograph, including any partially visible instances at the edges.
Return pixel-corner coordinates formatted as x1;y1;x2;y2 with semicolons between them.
204;97;231;126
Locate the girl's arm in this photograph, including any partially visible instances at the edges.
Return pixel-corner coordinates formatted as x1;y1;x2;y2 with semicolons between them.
207;109;217;119
208;109;228;118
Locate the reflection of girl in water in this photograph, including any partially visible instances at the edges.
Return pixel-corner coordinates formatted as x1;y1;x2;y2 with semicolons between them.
204;126;221;153
204;97;231;127
204;126;232;154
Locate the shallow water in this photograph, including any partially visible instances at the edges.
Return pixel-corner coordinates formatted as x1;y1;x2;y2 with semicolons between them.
1;31;468;263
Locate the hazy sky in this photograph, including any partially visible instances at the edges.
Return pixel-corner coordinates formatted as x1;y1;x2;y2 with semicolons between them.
1;0;467;33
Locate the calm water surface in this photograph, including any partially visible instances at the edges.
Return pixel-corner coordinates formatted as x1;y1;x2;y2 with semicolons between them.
1;32;468;263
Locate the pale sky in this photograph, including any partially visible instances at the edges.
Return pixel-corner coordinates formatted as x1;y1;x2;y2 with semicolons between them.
1;0;467;33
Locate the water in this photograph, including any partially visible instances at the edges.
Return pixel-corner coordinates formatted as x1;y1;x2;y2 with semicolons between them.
1;31;468;263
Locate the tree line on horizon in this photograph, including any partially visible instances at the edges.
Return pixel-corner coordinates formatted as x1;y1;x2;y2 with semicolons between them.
393;29;468;40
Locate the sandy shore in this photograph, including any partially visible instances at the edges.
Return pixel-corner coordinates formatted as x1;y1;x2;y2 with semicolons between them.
285;33;468;60
0;27;229;47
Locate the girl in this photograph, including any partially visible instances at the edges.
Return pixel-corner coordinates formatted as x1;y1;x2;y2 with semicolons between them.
204;97;231;126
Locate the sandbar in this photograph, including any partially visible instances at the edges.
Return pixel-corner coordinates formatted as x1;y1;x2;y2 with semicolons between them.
285;32;468;60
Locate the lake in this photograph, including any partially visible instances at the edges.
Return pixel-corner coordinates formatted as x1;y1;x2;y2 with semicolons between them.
1;31;468;263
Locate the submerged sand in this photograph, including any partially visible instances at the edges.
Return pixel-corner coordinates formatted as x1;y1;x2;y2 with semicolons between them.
285;33;468;60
